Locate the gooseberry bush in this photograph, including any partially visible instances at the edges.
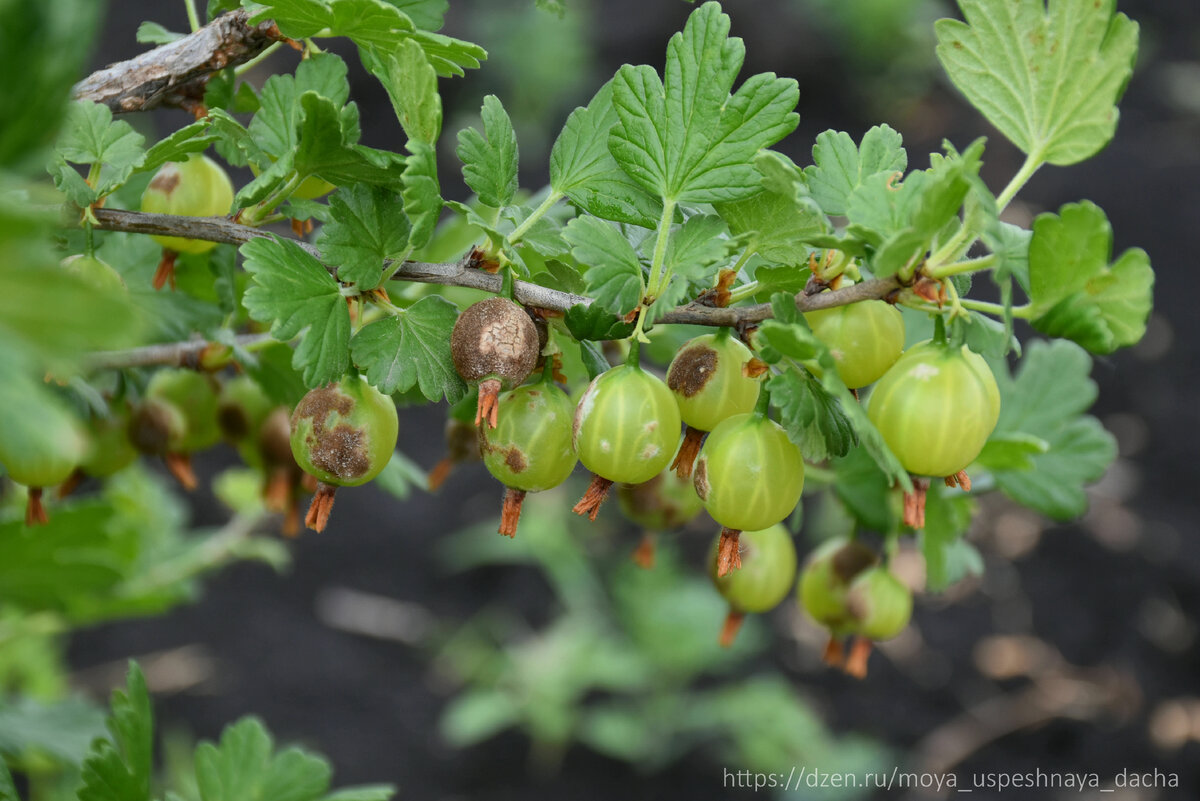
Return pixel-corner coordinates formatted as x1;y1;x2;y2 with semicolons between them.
0;0;1155;793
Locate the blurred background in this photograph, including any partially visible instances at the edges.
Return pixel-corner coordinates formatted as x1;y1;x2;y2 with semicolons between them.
54;0;1200;798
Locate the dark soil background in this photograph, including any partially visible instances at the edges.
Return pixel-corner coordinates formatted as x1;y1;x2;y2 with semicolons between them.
68;1;1200;799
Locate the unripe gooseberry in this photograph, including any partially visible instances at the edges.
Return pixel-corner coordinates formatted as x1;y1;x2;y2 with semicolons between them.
290;376;398;532
0;401;87;526
841;566;914;679
866;339;1000;478
708;523;798;646
146;369;221;453
61;254;126;293
81;406;139;479
616;470;704;532
797;537;878;637
804;300;905;389
480;381;577;537
450;297;540;429
141;154;235;290
693;412;804;577
571;363;682;520
666;329;763;478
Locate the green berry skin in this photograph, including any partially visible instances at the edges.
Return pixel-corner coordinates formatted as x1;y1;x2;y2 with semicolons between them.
61;255;126;293
481;383;577;492
0;403;86;488
804;300;905;389
290;376;398;487
692;413;804;532
573;364;682;485
797;538;877;635
141;155;234;254
867;340;1001;477
617;470;704;530
846;567;913;641
82;409;138;477
666;332;761;431
709;524;797;613
217;376;274;443
146;369;221;453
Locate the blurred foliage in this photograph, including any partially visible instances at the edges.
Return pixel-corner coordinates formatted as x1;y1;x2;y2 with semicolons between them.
434;489;888;795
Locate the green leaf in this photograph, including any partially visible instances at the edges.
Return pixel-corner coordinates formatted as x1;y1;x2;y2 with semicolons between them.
935;0;1138;165
440;690;519;747
833;446;897;533
318;184;410;289
456;95;518;208
195;717;332;801
663;214;737;284
976;431;1049;472
1;0;101;169
405;29;487;78
56;100;146;195
248;53;351;160
1028;201;1152;354
564;303;635;342
251;0;415;50
563;216;644;316
0;696;107;765
921;486;982;591
136;21;184;44
608;1;799;204
0;761;15;801
402;140;442;250
239;342;309;407
384;0;445;31
714;189;825;266
241;238;351;387
369;37;442;145
803;125;907;216
350;296;465;401
78;664;153;801
985;340;1117;519
373;449;428;499
293;93;406;188
549;80;663;229
767;368;855;461
138;119;218;174
320;787;396;801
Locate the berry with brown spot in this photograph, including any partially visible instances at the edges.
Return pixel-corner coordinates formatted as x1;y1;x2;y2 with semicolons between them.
290;376;398;532
450;297;540;429
479;380;577;537
666;329;762;479
140;155;234;290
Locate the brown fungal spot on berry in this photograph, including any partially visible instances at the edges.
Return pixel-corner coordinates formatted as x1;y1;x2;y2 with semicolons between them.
693;457;710;501
292;387;370;481
667;345;718;398
128;400;178;456
148;166;180;194
217;404;252;441
450;297;539;386
832;541;877;583
504;447;527;473
258;407;295;467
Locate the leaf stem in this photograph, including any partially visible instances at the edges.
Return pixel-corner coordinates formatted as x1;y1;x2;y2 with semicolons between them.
631;199;677;343
184;0;201;33
726;280;759;304
927;253;995;279
243;173;305;225
234;41;283;76
505;190;563;246
996;151;1044;212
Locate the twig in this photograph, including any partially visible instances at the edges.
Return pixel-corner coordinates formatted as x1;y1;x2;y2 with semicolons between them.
87;207;903;327
73;10;285;114
85;332;272;370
